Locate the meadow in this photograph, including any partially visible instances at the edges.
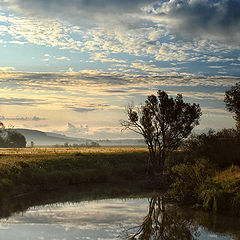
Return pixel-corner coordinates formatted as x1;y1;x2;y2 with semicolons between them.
0;147;150;199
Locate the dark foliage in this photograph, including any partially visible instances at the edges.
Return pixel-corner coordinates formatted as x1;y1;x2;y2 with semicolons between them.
0;130;26;148
224;82;240;131
185;129;240;169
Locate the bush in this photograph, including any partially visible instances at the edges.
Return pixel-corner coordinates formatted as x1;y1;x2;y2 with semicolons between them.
168;159;214;203
185;129;240;169
198;180;230;212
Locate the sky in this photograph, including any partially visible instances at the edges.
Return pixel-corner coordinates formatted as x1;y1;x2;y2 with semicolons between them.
0;0;240;139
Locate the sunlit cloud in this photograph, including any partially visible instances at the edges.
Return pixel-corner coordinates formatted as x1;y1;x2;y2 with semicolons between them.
0;66;15;71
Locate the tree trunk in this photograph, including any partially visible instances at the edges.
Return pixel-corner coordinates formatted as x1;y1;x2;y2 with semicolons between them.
147;145;156;176
159;148;166;174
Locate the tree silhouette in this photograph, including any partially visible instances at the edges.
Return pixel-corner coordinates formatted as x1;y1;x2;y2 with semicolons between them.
5;131;27;148
224;82;240;131
0;123;26;148
120;90;201;174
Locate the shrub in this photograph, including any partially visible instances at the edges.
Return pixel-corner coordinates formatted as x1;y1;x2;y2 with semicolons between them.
185;129;240;169
168;159;214;203
198;180;230;212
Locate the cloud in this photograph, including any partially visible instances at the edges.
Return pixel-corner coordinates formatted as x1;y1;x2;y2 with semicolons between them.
69;103;111;113
0;71;239;129
0;70;237;138
0;97;46;106
56;56;70;61
150;0;240;43
2;2;239;66
0;67;15;71
72;107;96;113
7;0;151;20
6;0;240;45
1;71;240;94
1;13;83;50
66;122;89;135
130;62;181;73
208;66;223;69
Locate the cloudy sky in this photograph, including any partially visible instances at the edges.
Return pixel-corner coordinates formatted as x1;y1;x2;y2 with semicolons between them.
0;0;240;139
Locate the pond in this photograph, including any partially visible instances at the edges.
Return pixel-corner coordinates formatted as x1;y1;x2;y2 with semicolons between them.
0;194;240;240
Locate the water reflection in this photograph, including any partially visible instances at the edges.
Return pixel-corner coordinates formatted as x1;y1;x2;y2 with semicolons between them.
120;196;199;240
0;190;239;240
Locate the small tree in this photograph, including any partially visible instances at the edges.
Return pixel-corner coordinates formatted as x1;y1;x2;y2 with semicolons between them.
224;82;240;131
120;90;201;174
6;131;27;148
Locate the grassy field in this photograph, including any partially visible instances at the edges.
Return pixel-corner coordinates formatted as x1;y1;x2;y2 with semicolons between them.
0;146;147;155
0;147;149;199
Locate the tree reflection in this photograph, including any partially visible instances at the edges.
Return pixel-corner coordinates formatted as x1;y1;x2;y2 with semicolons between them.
121;196;199;240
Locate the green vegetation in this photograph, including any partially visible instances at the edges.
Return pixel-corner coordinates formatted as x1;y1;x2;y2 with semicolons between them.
165;82;240;216
166;129;240;216
0;147;149;199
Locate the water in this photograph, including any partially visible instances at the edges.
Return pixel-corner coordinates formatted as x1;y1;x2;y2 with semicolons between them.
0;196;239;240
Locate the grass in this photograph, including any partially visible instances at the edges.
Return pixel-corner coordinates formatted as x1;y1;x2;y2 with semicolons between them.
0;147;149;198
197;166;240;215
214;165;240;183
0;146;147;155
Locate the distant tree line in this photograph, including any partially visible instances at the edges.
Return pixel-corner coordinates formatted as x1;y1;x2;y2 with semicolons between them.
54;141;100;148
0;123;26;148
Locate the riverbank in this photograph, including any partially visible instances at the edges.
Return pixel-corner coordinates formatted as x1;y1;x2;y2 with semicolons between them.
0;147;239;218
168;158;240;217
2;188;240;240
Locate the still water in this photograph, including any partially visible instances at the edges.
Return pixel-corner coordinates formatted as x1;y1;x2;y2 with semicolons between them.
0;197;240;240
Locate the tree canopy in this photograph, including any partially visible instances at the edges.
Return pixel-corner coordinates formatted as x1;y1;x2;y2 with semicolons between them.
121;90;201;174
224;82;240;131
